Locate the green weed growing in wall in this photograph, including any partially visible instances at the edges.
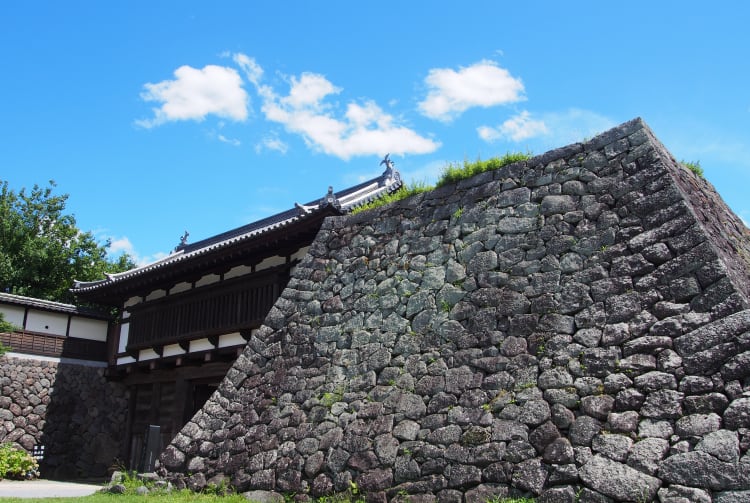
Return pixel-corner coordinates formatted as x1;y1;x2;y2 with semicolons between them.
681;159;704;178
350;180;433;215
436;152;532;188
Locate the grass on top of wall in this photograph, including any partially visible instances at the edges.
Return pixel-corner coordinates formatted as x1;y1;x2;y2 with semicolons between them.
351;152;531;216
350;181;433;215
435;151;532;188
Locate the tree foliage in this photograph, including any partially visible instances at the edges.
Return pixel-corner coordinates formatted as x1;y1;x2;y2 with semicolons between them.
0;180;135;303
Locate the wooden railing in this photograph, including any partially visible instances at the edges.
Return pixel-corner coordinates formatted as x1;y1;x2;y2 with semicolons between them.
126;267;288;352
0;331;107;361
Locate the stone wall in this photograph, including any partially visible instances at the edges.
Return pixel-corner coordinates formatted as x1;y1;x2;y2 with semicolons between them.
0;355;129;478
159;118;750;502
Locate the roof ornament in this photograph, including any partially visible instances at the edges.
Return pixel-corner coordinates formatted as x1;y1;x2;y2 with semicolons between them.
295;202;312;215
174;230;189;252
319;186;341;209
379;153;401;186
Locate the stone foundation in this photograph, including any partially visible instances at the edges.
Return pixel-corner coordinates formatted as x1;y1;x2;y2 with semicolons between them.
157;118;750;501
0;355;128;478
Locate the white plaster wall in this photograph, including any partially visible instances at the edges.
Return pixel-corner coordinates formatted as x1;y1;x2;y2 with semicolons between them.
25;311;68;336
163;343;186;357
69;317;108;342
195;273;220;288
0;305;25;328
145;289;167;301
139;348;159;361
124;296;141;309
170;281;192;295
257;255;285;272
118;323;130;354
292;246;311;262
190;338;214;352
224;265;253;280
219;332;245;348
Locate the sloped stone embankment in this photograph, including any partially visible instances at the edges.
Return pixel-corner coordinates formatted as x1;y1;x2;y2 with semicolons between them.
159;118;750;502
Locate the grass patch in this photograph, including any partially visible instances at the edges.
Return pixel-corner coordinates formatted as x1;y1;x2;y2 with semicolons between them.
0;485;536;503
0;492;250;502
351;151;531;216
350;180;433;215
681;159;704;178
435;152;531;188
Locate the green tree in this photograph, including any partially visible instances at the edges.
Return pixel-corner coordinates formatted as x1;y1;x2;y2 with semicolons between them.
0;180;135;303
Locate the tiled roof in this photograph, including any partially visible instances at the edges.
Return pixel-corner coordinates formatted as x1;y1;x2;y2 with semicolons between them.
71;165;402;294
0;292;110;318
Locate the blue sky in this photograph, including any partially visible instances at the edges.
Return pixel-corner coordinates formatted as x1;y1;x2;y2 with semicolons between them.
1;1;748;266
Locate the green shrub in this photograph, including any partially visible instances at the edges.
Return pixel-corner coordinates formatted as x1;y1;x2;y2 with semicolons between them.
436;151;532;188
0;312;19;333
350;152;531;216
681;160;704;178
350;180;434;215
0;313;17;356
0;443;39;480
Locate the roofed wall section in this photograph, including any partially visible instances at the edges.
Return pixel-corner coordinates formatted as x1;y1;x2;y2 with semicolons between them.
158;118;750;501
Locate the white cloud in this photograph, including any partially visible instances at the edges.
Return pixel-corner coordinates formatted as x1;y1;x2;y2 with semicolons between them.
257;71;440;160
538;108;616;146
418;60;525;122
218;134;241;146
478;108;615;147
105;235;168;267
136;64;248;128
138;53;440;160
255;134;288;154
233;53;263;85
108;236;135;256
478;111;548;142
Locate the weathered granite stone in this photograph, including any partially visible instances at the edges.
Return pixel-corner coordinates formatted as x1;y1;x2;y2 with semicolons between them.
614;388;646;411
657;485;711;503
591;433;632;462
679;375;714;394
640;390;683;419
626;437;668;475
580;395;614;421
569;416;601;447
674;412;721;438
575;487;614;503
695;429;740;463
446;464;481;489
606;410;639;433
723;397;750;430
542;437;574;464
529;421;559;453
660;451;750;490
715;490;750;503
684;392;730;415
511;457;547;495
463;484;509;503
517;400;551;426
538;486;577;503
579;455;661;502
638;418;674;439
633;371;677;392
538;368;574;390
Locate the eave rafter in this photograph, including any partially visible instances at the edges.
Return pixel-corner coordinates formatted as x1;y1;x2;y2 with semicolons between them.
75;208;337;306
